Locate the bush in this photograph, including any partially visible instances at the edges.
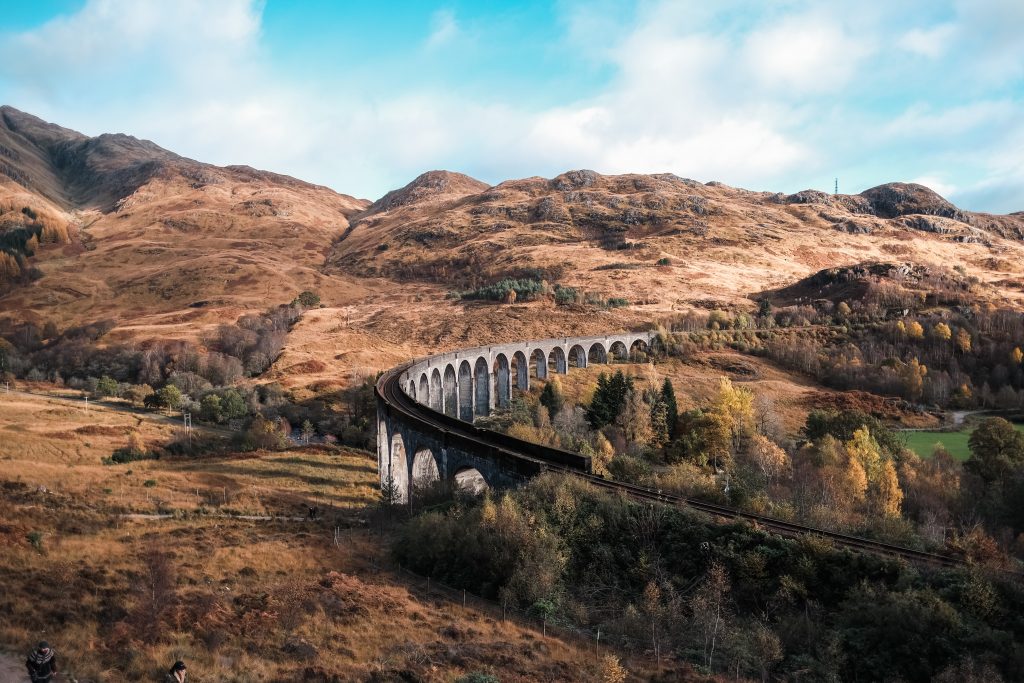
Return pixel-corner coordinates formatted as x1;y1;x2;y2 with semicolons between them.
456;674;499;683
554;285;579;306
291;290;321;308
462;278;549;302
656;257;671;266
607;297;629;308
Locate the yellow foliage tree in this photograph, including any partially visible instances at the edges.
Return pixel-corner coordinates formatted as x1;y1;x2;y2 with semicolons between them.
903;358;927;401
600;655;628;683
748;434;789;485
846;427;883;481
906;321;925;340
955;328;972;354
870;459;904;518
1013;347;1024;365
841;453;869;508
933;322;952;341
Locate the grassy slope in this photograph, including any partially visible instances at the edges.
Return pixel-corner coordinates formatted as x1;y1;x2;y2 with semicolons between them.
0;392;623;682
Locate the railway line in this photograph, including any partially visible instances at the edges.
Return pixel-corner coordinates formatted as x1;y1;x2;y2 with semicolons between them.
377;362;966;571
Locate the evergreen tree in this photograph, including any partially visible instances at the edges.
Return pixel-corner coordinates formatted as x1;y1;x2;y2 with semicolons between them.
660;377;678;439
539;378;564;417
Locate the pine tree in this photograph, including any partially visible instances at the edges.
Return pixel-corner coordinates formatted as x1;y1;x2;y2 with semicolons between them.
649;394;669;450
660;377;678;439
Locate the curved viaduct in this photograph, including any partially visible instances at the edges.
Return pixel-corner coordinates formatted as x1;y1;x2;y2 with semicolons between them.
374;329;966;570
376;331;655;502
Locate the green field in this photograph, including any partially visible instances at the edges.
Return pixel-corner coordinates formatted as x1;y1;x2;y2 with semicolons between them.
902;422;1024;461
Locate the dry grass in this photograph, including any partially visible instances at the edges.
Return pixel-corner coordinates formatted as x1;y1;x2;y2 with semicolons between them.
0;395;621;682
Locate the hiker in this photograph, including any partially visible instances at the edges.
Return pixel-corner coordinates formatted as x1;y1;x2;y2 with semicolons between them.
164;660;187;682
26;641;57;683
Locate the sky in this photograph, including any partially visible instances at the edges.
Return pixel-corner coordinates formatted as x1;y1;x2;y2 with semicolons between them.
0;0;1021;212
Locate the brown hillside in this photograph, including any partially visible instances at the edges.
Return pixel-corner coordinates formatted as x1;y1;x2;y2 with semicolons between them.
3;108;1024;393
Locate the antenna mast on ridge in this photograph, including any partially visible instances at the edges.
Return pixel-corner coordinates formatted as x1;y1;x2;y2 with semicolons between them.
834;177;838;195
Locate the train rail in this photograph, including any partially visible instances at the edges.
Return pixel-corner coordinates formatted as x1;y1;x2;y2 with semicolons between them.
377;363;966;570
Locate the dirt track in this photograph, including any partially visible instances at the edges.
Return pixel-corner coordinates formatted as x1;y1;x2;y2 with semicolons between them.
0;653;26;682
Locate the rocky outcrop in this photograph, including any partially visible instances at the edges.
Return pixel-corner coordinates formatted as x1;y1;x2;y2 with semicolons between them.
859;182;967;221
364;170;489;215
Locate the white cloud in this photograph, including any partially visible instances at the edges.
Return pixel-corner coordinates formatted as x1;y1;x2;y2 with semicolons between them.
742;14;874;93
0;0;1021;214
909;176;957;198
425;9;458;50
897;24;955;58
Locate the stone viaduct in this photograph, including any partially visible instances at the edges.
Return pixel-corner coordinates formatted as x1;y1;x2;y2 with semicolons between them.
376;331;656;503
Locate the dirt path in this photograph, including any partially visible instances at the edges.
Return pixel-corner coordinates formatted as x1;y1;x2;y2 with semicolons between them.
0;653;26;683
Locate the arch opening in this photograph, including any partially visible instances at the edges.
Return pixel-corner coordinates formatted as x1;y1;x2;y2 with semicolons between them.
609;341;628;362
411;447;441;495
531;348;549;380
458;360;474;421
568;344;587;369
474;356;490;417
494;354;511;409
443;364;458;418
418;373;429;406
588;342;608;365
630;338;650;362
429;368;443;412
549;347;567;375
512;350;529;392
408;379;417;400
387;432;409;504
452;466;488;495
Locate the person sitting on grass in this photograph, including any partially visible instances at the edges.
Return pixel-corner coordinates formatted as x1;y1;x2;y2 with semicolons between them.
26;641;57;683
165;660;187;682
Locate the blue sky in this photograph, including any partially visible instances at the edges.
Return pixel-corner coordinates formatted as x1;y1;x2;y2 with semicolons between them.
0;1;1021;212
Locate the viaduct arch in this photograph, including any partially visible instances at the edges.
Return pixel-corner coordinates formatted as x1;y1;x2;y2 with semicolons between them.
376;331;656;503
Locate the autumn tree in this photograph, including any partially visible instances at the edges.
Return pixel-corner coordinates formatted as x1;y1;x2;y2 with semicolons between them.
902;358;927;401
617;386;653;452
746;434;789;486
933;322;952;342
691;561;730;671
950;329;970;354
871;459;903;518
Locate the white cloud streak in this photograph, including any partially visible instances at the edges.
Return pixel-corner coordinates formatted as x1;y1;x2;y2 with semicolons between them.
0;0;1020;213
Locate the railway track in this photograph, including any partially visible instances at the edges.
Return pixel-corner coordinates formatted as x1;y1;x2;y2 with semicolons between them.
378;363;965;570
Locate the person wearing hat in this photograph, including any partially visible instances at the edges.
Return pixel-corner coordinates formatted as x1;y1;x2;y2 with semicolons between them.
164;660;187;683
25;641;57;682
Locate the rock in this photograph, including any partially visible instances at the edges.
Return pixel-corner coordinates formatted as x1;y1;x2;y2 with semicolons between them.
283;637;318;661
860;182;967;221
552;169;598;190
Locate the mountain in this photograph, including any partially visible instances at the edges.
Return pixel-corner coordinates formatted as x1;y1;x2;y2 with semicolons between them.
0;106;369;343
3;107;1024;392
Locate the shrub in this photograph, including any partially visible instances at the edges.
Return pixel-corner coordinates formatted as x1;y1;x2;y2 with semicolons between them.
656;257;671;266
462;278;549;302
143;479;157;488
456;674;499;683
291;290;321;308
26;531;44;551
607;297;629;308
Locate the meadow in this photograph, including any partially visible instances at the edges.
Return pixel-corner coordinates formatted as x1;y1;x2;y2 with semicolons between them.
902;421;1024;461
